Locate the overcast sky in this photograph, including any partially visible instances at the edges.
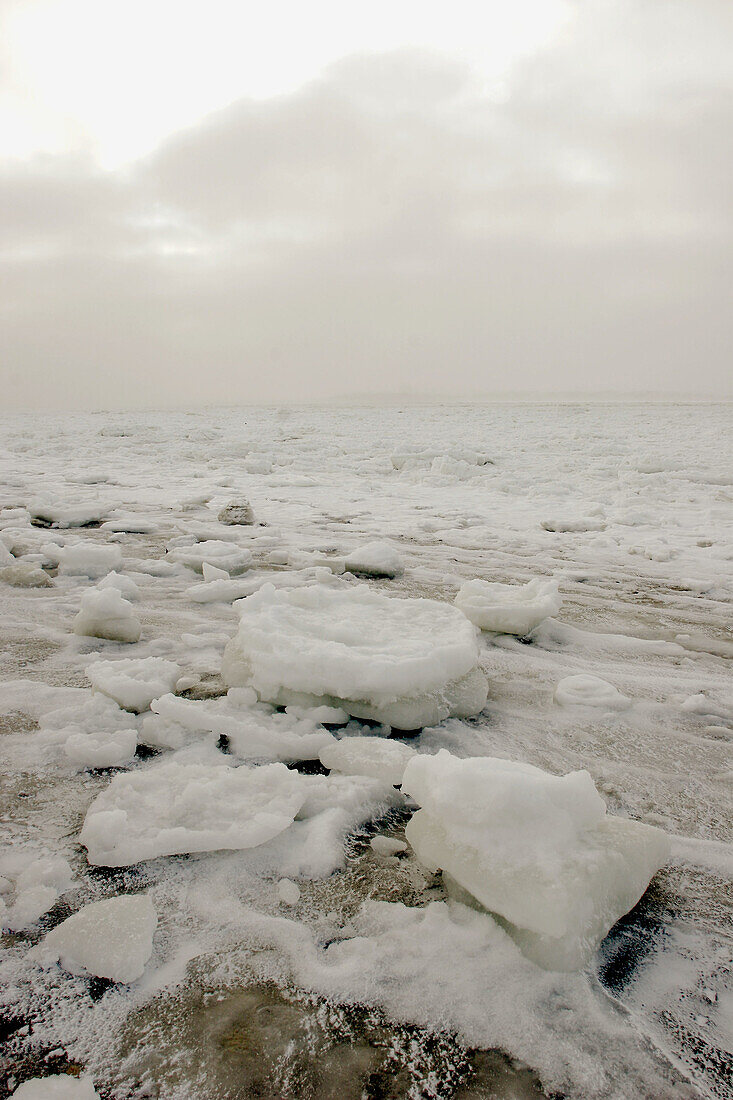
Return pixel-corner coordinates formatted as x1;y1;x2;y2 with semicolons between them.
2;0;732;409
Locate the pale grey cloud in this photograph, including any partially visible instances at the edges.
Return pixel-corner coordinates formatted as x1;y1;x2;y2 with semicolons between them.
2;0;731;408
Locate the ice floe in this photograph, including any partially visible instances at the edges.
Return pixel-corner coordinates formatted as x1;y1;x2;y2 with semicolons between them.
319;735;414;785
167;540;253;574
402;750;670;970
454;577;562;636
343;541;404;578
57;543;123;579
222;584;488;729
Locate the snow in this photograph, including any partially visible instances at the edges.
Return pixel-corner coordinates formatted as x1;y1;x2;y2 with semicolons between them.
319;735;414;785
72;587;141;643
554;675;631;709
12;1077;100;1099
343;541;404;578
33;894;157;983
86;657;181;713
222;583;487;729
79;762;311;865
454;576;562;635
402;750;670;970
57;543;122;579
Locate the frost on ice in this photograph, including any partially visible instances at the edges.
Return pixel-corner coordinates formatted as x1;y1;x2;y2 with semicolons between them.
402;750;670;970
454;577;562;636
86;657;181;713
222;584;488;729
73;587;141;643
79;762;310;865
33;894;157;983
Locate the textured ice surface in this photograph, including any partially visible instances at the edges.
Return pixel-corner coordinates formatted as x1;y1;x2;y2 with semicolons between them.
12;1077;100;1098
86;657;181;713
319;735;414;785
80;762;310;865
73;587;141;643
454;577;562;635
34;894;157;983
554;674;631;709
222;583;487;729
343;541;404;578
403;751;670;969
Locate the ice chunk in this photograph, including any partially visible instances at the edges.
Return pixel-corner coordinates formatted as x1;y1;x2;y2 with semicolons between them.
80;762;308;865
402;751;670;970
320;736;414;785
143;692;334;760
222;584;487;730
554;675;631;710
73;587;141;643
202;561;229;582
0;562;53;587
454;577;562;636
370;835;407;856
86;657;180;712
33;894;157;983
218;499;255;525
57;542;123;579
277;878;301;905
96;570;141;601
0;854;75;932
64;727;138;769
343;541;404;578
12;1076;100;1099
167;540;253;575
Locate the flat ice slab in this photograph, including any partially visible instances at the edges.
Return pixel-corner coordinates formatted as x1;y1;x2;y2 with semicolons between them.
454;577;561;636
403;751;670;970
222;584;487;729
33;894;157;983
80;762;309;865
12;1076;100;1098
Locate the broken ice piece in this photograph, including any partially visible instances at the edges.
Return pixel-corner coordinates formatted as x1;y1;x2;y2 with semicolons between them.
402;750;670;970
454;577;561;635
32;894;157;983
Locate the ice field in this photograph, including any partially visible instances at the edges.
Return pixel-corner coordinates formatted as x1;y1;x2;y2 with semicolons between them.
0;402;731;1099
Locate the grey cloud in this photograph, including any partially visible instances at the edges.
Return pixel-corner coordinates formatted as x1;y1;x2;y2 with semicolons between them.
1;2;731;408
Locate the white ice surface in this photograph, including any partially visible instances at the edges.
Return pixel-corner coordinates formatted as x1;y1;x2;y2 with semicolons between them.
57;543;122;579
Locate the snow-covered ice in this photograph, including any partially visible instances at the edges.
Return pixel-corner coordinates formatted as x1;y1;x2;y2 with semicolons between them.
33;894;157;983
454;576;562;635
222;583;488;729
402;750;670;970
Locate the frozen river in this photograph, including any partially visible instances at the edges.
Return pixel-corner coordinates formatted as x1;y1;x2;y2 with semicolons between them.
0;403;731;1099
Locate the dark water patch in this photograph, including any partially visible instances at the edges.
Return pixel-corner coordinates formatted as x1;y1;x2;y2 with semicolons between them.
596;876;671;995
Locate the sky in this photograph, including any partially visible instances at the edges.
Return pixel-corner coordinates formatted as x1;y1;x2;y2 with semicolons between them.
1;0;732;409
